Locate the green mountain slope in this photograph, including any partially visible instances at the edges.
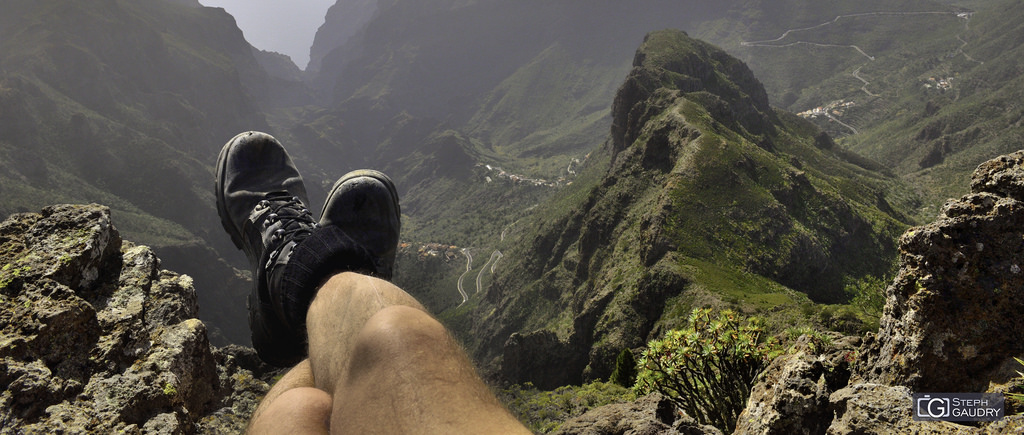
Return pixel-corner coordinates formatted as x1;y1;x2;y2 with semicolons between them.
724;0;1023;221
0;0;291;345
294;0;967;253
0;0;266;239
838;0;1024;215
291;0;1022;366
455;30;911;388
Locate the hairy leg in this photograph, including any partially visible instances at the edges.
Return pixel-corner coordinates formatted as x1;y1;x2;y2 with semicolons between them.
246;272;421;434
306;272;529;434
247;361;330;435
304;272;425;390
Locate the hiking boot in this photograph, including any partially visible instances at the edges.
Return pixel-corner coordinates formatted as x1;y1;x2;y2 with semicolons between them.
320;170;401;280
215;131;317;366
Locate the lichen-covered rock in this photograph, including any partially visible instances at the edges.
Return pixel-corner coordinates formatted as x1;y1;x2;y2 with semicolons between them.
859;150;1024;392
552;393;722;435
827;383;968;434
0;204;271;434
827;383;1024;434
736;334;858;435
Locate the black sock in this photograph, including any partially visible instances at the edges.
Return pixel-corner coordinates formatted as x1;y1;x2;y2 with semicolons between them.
273;226;378;332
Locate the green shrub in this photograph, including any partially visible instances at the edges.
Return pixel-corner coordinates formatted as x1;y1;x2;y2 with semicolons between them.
634;308;781;433
845;275;887;319
815;304;871;335
610;348;637;388
500;381;634;433
1008;357;1024;416
784;325;834;353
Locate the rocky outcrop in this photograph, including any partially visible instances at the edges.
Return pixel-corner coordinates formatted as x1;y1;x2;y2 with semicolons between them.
503;330;584;390
859;150;1024;392
0;204;271;434
826;383;971;434
735;334;858;435
610;30;775;156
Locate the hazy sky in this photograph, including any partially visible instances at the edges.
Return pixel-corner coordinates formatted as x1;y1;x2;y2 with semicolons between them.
199;0;336;69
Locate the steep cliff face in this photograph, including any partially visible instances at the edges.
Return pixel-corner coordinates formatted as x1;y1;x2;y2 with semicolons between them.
0;205;271;433
306;0;378;73
466;30;910;388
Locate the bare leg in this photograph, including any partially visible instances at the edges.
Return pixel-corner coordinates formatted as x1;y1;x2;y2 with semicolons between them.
306;272;529;434
247;361;331;434
304;272;426;389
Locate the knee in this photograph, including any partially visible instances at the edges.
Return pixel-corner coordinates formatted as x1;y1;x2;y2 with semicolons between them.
306;272;374;320
311;271;365;301
349;306;450;371
361;305;448;351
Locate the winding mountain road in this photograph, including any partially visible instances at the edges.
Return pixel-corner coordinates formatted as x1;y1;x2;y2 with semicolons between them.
475;250;503;294
741;10;976;134
453;220;519;305
742;40;875;61
456;248;472;307
490;251;503;273
825;113;859;135
852;66;879;97
741;11;962;48
500;221;516;242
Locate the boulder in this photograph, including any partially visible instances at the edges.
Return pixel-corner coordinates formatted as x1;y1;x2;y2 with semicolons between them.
827;383;966;434
0;205;271;434
859;151;1024;392
736;334;858;435
827;383;1024;434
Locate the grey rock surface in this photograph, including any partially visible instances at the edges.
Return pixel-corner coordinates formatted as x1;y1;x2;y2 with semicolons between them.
736;334;857;435
859;150;1024;392
0;204;270;434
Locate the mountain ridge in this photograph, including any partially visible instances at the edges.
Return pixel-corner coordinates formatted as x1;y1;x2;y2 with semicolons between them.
453;30;910;388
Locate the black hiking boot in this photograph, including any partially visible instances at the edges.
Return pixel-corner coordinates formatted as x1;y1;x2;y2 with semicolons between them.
215;131;317;366
319;170;401;280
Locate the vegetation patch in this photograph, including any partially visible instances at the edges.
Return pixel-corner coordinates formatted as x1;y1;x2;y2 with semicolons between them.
499;381;635;433
0;264;29;291
635;308;782;433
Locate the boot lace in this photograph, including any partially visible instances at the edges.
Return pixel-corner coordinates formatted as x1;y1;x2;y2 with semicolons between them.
258;192;317;265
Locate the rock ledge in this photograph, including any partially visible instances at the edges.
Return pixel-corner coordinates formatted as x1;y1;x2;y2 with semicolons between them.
0;204;271;434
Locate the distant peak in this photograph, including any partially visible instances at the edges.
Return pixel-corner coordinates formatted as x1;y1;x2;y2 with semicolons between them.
611;29;774;155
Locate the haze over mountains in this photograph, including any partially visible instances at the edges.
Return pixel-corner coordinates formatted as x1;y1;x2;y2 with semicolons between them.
0;0;1020;383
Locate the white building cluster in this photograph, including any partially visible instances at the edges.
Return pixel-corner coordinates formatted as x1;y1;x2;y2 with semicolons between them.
797;100;856;119
923;77;954;91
